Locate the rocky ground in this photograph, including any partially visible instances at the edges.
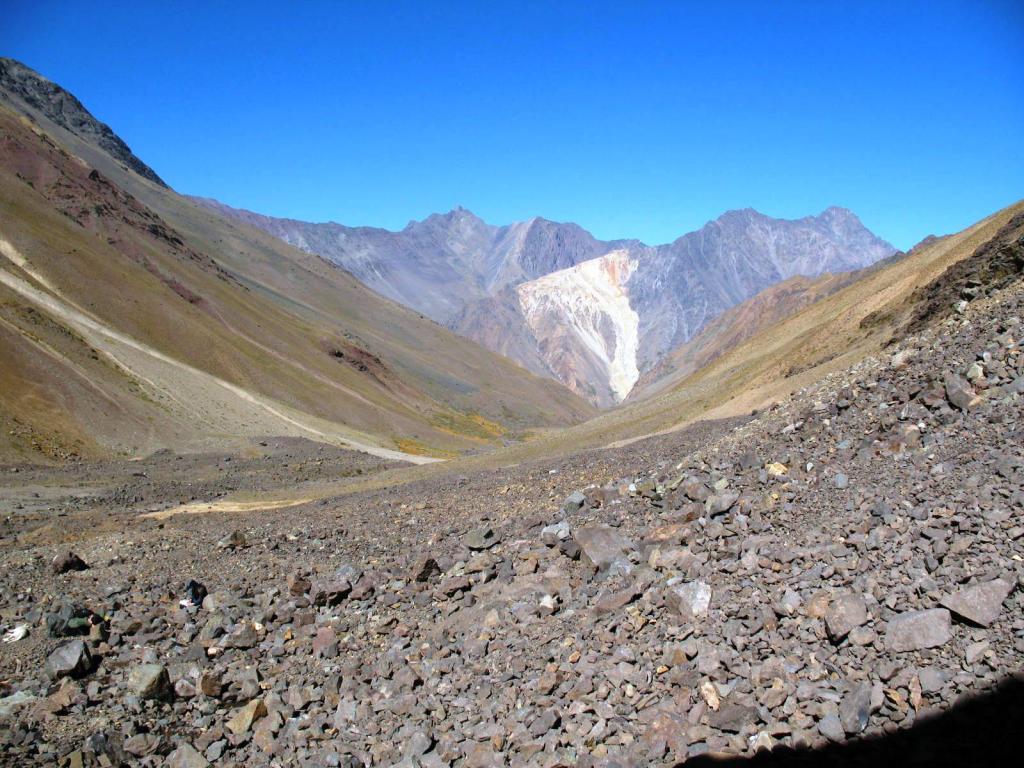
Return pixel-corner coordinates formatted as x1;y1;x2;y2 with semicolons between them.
1;274;1023;767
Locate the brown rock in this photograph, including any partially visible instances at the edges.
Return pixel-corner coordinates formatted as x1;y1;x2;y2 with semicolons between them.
940;578;1014;627
825;593;868;642
52;551;88;574
227;698;268;735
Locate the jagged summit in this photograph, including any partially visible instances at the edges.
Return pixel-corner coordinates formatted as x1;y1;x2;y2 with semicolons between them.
0;57;167;188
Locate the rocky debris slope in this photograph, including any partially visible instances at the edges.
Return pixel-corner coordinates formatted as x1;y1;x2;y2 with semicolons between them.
901;210;1024;336
1;274;1023;765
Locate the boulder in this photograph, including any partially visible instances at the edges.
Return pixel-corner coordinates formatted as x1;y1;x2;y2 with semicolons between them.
227;698;268;735
573;526;634;572
561;490;587;514
886;608;952;652
839;683;872;734
665;581;711;619
45;640;92;680
705;492;739;517
166;743;209;768
940;578;1014;627
217;530;247;549
311;577;352;607
944;372;980;411
409;556;441;583
825;593;868;642
52;551;88;573
464;526;499;550
45;601;94;638
127;664;172;700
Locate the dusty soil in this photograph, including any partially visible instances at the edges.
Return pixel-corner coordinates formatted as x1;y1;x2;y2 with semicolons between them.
1;279;1023;768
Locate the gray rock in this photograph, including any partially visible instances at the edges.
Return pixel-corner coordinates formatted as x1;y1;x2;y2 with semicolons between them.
561;490;587;514
825;593;868;642
0;690;36;718
573;525;635;571
708;703;757;734
404;730;434;758
680;476;710;502
886;608;952;652
918;667;949;694
965;640;990;664
839;683;872;735
944;372;979;411
834;472;849;490
217;530;247;549
705;492;739;517
528;708;560;737
45;640;91;680
464;526;499;550
940;578;1014;627
127;663;172;700
818;713;845;742
166;743;209;768
541;520;571;547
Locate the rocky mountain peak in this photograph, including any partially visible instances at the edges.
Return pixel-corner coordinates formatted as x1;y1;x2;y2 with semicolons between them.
0;57;167;188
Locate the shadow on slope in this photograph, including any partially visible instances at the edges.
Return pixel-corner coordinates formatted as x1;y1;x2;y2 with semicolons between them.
683;675;1024;768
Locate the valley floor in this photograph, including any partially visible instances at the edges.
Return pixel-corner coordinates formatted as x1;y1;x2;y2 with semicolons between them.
1;278;1023;767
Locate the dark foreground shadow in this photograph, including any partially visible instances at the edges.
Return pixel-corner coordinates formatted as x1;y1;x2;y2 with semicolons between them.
684;675;1024;768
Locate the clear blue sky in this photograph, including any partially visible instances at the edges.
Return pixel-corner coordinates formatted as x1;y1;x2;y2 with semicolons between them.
4;1;1022;249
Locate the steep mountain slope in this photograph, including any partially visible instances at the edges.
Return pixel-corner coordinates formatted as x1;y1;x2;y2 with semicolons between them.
0;57;166;187
451;207;894;405
568;199;1024;451
629;271;862;401
0;62;595;462
336;198;1022;483
199;197;894;405
627;207;895;373
629;238;946;401
446;287;552;380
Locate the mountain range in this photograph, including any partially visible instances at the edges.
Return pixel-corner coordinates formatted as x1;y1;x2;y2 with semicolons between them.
2;55;1007;470
0;57;593;461
193;199;896;405
4;40;1024;768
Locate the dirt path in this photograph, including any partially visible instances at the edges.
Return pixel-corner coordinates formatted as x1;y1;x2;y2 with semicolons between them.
0;236;437;465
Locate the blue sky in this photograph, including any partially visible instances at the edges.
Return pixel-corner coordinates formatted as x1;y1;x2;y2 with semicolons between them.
4;1;1022;250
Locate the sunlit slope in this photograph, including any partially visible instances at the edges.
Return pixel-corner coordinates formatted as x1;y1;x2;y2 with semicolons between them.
578;199;1024;446
356;198;1024;485
0;73;595;429
244;198;1022;506
0;106;593;461
629;271;862;401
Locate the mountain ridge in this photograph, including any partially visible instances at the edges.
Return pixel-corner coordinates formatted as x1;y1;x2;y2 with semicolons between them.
0;57;167;188
196;196;895;405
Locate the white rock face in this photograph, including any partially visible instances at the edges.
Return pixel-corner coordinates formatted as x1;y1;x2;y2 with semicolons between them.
196;199;895;406
516;251;639;403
